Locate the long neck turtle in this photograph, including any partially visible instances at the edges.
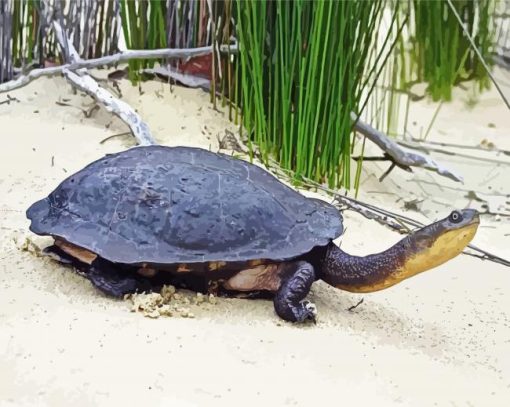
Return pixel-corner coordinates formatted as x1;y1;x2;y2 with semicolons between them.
26;145;479;323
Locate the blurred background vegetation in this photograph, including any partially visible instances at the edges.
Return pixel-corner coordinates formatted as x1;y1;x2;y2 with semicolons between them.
0;0;501;188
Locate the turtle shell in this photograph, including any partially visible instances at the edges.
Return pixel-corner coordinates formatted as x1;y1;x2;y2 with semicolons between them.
26;146;343;266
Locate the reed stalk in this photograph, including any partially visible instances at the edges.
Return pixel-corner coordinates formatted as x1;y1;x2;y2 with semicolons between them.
235;0;401;188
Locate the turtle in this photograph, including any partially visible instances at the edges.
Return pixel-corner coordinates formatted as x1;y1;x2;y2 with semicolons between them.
26;145;480;323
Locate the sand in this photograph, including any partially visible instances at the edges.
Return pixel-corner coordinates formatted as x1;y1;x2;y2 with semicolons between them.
1;71;509;406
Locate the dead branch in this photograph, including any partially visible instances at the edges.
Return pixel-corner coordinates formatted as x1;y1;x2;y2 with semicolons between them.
0;43;237;94
262;156;510;268
397;139;510;166
63;70;155;146
51;20;156;146
446;0;510;110
407;137;510;156
351;112;464;183
311;178;510;267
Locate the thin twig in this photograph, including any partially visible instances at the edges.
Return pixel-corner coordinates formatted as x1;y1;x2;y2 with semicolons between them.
409;138;510;156
99;131;132;144
397;139;510;166
270;163;412;234
0;43;238;94
142;66;211;90
462;245;510;268
347;298;364;312
111;109;510;267
422;101;443;141
265;161;510;268
446;0;510;110
327;184;510;267
55;100;99;118
407;178;508;197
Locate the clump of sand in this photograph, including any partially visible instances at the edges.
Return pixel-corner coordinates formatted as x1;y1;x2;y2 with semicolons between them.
126;285;218;319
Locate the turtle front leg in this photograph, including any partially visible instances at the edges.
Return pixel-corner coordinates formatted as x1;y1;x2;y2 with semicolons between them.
87;259;152;298
274;261;317;323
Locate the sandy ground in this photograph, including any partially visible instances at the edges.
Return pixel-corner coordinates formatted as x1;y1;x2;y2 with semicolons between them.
1;71;509;406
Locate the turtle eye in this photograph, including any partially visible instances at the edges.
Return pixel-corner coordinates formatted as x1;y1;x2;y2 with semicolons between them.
449;211;462;223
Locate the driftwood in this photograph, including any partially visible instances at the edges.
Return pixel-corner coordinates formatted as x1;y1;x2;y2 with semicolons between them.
0;43;237;94
351;112;464;183
51;20;155;146
397;139;510;166
62;70;155;146
254;151;510;268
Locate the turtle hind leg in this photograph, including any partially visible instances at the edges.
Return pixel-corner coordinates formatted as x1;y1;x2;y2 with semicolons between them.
43;245;82;266
87;259;153;298
43;244;151;297
274;261;317;323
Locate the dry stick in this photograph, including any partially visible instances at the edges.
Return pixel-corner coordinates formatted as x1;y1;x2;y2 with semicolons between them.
51;21;155;146
99;131;132;144
0;43;238;94
351;112;464;183
309;179;510;268
408;137;510;156
0;65;64;93
347;298;364;312
397;139;510;166
446;0;510;111
266;162;510;268
62;70;155;146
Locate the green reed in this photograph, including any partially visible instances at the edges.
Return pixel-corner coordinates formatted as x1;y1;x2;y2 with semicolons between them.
235;0;401;188
1;0;120;82
410;0;494;101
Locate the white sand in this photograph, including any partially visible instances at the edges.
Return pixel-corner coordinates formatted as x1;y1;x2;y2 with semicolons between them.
1;73;509;406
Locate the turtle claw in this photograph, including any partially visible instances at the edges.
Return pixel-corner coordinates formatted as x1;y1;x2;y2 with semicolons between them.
301;300;318;324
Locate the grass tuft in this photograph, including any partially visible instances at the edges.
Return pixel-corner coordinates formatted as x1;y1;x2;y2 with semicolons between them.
235;0;403;188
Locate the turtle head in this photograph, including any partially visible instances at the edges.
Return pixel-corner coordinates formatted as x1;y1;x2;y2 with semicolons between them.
322;209;480;293
405;209;480;270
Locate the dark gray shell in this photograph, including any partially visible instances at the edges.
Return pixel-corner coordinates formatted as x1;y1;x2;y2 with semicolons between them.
27;146;343;265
